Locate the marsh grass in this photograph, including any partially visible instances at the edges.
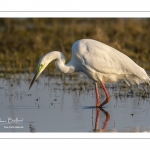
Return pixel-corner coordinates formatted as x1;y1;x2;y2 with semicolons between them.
0;18;150;74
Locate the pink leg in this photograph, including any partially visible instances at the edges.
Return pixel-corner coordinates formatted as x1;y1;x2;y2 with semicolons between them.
100;81;110;98
95;83;100;107
100;81;110;107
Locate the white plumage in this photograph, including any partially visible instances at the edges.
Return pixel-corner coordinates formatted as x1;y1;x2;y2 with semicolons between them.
71;39;150;86
29;39;150;107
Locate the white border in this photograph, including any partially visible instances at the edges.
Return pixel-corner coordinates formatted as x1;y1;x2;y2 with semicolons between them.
0;133;150;139
0;0;150;11
0;12;150;18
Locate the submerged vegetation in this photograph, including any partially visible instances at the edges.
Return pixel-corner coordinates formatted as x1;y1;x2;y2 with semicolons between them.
0;18;150;74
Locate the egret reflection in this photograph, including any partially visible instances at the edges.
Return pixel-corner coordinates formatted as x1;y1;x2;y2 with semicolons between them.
94;98;111;132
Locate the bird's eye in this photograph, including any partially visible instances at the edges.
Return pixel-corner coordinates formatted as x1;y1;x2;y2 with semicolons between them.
38;64;44;71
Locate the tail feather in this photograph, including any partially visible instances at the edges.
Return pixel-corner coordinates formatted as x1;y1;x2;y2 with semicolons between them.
147;75;150;86
123;73;150;86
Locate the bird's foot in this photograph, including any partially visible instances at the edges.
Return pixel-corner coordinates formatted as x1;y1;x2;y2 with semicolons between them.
96;101;101;107
97;97;110;108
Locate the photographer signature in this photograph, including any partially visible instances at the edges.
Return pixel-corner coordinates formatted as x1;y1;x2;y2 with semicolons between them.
0;117;23;125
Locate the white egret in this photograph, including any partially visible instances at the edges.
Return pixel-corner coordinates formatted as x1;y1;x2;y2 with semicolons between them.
29;39;150;107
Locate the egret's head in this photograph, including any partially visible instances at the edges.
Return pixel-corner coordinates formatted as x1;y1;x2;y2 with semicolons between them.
29;51;65;90
29;55;48;90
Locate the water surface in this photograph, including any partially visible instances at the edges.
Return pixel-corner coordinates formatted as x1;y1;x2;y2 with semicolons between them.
0;73;150;132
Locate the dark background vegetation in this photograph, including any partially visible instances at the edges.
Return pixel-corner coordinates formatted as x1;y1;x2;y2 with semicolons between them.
0;18;150;74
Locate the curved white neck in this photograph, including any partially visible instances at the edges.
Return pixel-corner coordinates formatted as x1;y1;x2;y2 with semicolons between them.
46;51;75;74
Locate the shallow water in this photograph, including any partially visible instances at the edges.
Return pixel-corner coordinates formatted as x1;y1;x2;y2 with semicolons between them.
0;73;150;132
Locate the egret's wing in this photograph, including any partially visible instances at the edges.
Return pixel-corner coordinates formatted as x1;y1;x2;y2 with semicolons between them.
82;41;137;74
80;40;149;85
